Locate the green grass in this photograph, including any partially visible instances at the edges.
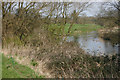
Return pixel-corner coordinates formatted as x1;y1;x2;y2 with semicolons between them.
48;23;104;36
65;24;103;35
2;54;44;78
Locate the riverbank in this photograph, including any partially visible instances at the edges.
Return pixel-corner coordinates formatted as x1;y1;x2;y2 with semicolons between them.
2;54;44;78
66;31;118;56
2;24;120;78
98;26;120;44
2;40;120;78
48;23;103;36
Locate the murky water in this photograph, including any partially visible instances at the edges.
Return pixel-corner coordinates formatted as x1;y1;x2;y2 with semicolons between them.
66;31;119;56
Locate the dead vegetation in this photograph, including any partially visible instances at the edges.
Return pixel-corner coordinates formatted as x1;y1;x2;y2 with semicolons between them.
1;2;120;78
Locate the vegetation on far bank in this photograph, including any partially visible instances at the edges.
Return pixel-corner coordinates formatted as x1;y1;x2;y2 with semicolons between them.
98;26;120;44
48;23;104;36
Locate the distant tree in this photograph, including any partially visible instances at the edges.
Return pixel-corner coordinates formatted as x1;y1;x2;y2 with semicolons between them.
105;1;120;26
110;1;120;26
95;1;119;27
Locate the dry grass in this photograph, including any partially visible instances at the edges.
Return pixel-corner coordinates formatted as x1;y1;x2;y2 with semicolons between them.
2;12;120;78
2;38;120;78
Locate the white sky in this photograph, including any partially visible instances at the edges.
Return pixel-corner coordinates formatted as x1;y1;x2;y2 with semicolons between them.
83;2;102;17
1;0;116;2
1;1;115;17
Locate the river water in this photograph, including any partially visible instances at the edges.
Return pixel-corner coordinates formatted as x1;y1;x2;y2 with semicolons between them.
66;31;119;56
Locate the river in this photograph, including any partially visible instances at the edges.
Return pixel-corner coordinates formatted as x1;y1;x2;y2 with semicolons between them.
66;31;119;56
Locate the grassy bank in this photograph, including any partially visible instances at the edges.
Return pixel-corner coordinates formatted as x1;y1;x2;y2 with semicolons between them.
48;23;103;36
2;54;43;78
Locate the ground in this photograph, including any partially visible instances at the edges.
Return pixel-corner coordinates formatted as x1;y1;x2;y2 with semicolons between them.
1;23;120;78
2;53;44;78
49;23;103;36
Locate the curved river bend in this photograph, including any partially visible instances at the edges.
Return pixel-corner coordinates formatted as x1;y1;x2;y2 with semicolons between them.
66;31;119;56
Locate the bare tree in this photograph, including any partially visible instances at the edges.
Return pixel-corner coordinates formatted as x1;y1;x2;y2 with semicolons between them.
108;1;120;26
67;2;91;35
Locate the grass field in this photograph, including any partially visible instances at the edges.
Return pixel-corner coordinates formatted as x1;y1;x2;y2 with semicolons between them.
48;23;104;36
2;54;43;78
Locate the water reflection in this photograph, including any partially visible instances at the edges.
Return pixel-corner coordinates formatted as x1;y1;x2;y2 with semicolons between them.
66;31;118;56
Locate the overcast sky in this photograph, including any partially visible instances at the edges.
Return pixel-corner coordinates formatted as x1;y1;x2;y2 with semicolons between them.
80;2;106;17
84;3;101;16
1;1;115;17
